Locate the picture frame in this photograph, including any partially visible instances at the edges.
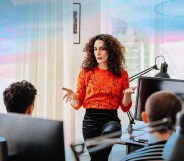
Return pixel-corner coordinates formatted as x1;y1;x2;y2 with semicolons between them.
73;3;81;44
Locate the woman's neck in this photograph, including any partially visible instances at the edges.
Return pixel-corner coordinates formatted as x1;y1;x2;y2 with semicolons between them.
98;63;108;70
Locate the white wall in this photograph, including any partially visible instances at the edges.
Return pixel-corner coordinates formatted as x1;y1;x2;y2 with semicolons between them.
73;0;101;142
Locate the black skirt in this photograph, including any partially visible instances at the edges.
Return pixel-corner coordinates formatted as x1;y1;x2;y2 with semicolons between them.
83;108;121;129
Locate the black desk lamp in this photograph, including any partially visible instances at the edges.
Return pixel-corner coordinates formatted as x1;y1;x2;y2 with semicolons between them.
127;55;170;132
163;111;184;161
154;62;170;78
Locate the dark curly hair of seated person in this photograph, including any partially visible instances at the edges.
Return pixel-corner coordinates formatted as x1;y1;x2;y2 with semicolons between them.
3;80;37;114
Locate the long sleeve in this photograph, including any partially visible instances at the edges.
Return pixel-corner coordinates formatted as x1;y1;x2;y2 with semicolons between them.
71;68;86;110
120;70;132;112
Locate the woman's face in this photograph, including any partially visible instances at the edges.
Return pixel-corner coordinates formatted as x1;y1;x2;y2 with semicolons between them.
94;40;108;67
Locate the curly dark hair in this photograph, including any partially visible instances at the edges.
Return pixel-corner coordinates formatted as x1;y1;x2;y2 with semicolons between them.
82;34;126;77
3;80;37;114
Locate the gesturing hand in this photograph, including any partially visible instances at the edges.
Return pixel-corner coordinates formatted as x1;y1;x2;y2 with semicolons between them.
62;87;76;102
124;86;137;95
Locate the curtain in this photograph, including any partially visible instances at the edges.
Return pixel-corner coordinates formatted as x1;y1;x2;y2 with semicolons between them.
0;0;74;160
12;0;64;120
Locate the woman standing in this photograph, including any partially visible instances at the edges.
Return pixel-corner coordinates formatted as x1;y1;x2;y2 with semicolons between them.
62;34;136;161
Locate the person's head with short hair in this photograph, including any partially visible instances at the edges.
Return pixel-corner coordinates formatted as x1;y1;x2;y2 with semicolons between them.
3;80;37;115
142;91;182;133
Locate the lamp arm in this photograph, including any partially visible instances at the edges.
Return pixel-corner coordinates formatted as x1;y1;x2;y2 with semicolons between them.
129;65;158;82
127;64;158;130
127;110;134;125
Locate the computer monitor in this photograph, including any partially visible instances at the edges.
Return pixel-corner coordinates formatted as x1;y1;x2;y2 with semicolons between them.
0;113;65;161
134;76;184;121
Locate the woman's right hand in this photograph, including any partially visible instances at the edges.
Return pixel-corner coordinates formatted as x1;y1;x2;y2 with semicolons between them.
62;87;77;102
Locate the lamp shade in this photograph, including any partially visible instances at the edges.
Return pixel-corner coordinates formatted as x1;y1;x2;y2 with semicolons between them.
154;62;170;78
163;111;184;161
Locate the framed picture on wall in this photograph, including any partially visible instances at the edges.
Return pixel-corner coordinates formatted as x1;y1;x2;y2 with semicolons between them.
73;3;81;44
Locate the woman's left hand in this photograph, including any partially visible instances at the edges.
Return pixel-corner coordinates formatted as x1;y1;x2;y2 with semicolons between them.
124;86;137;95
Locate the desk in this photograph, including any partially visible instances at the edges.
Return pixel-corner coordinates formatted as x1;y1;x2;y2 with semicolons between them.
121;122;150;154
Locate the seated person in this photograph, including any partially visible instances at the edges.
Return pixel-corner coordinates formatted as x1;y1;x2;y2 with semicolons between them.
122;91;182;161
3;80;37;115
